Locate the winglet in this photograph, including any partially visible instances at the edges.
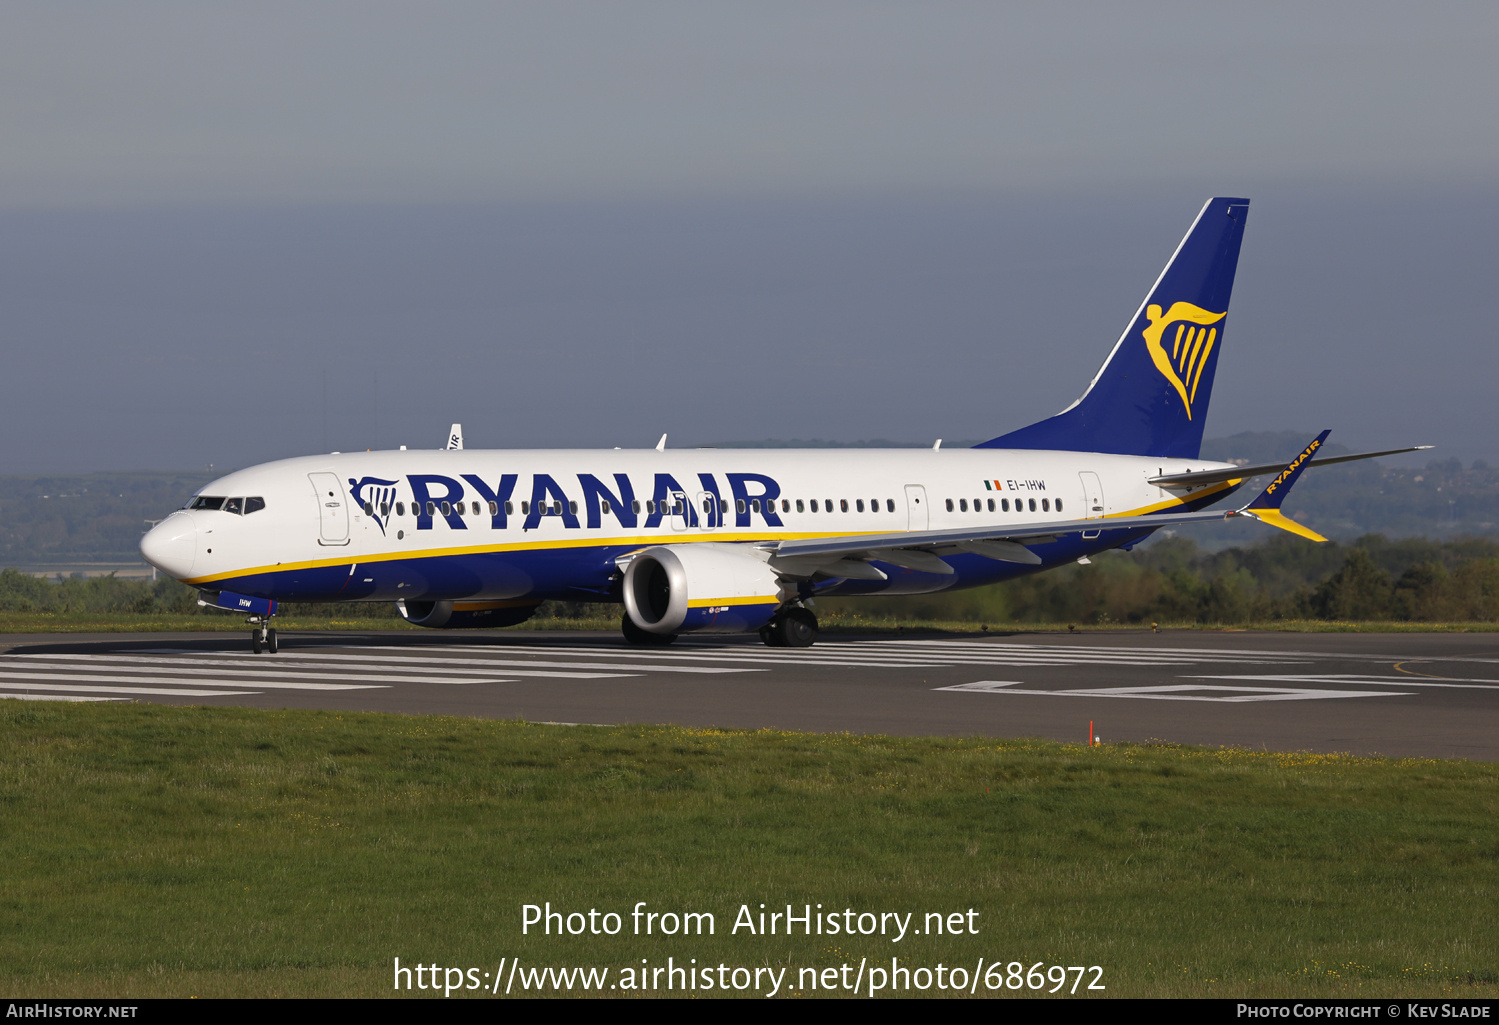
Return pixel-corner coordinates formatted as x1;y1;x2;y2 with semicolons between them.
1233;430;1331;542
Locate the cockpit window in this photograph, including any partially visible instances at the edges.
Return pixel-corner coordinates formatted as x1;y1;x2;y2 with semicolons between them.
244;497;265;514
223;497;243;515
189;496;225;511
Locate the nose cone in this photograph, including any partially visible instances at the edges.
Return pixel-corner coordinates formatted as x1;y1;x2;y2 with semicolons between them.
141;513;197;579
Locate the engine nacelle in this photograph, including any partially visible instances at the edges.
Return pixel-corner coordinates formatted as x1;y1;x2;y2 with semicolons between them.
396;599;541;629
622;543;785;635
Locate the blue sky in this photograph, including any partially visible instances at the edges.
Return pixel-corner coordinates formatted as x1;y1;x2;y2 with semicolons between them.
1;3;1495;470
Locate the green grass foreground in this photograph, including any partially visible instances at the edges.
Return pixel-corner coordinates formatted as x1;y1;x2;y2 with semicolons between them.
2;705;1496;999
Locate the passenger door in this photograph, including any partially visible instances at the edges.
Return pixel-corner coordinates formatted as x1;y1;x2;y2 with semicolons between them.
1078;471;1104;539
904;484;929;531
309;472;350;545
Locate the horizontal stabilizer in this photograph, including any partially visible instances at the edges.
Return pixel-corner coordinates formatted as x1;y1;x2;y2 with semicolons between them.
1148;444;1433;488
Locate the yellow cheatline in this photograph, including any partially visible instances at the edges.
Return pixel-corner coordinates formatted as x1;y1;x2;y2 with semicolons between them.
685;596;779;608
183;477;1245;588
1106;478;1240;518
183;528;868;586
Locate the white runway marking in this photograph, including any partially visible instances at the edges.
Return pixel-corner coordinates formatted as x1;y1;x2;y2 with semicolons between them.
0;692;125;702
0;678;261;697
1189;673;1499;691
936;681;1409;702
0;667;387;692
276;649;735;675
11;654;582;684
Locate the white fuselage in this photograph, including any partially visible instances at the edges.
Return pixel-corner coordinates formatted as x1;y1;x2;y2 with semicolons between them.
140;446;1239;604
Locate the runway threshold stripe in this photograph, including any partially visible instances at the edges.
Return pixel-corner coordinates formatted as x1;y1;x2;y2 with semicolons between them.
9;655;628;683
0;693;125;702
0;671;385;692
0;678;260;697
194;651;752;675
394;645;942;669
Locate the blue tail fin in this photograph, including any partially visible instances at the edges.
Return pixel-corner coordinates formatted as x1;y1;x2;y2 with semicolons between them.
977;197;1249;459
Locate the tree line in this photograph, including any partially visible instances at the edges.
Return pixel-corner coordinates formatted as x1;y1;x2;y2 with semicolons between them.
4;532;1499;626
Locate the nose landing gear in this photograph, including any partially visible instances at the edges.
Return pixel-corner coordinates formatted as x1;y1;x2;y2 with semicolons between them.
247;615;278;654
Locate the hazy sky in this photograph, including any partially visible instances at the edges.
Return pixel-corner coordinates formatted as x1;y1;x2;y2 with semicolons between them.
1;3;1496;472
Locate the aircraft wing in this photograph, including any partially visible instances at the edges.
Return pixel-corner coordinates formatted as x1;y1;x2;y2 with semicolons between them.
767;507;1246;568
770;431;1335;571
1146;444;1430;487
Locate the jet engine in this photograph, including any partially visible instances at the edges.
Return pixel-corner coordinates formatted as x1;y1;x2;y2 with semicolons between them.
396;599;541;629
622;543;785;636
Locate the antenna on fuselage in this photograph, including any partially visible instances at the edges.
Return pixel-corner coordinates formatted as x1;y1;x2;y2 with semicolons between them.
446;424;463;450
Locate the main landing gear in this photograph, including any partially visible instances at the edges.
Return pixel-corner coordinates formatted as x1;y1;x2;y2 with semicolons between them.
248;615;278;654
621;614;677;647
760;606;818;648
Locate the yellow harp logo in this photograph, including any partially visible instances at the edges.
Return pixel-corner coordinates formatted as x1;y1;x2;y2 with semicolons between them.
1142;302;1226;420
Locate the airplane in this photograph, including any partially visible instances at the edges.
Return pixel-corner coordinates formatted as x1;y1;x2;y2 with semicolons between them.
140;197;1426;653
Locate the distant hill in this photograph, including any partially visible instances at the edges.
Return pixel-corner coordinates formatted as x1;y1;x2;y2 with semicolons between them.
0;472;213;568
1;435;1492;568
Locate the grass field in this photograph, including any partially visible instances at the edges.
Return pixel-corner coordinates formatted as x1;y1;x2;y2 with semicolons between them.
2;703;1496;998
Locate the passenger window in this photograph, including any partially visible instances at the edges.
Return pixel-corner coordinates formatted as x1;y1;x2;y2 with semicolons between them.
781;499;790;513
946;499;954;512
751;499;761;513
824;498;832;510
440;501;451;516
570;501;579;514
736;499;746;514
1028;498;1036;512
505;501;514;515
601;500;611;515
959;499;967;512
396;502;406;516
1042;498;1050;512
521;501;530;514
1056;498;1063;512
427;502;437;516
646;500;656;514
488;501;498;516
987;498;994;512
702;499;711;514
974;497;981;511
632;500;641;514
795;499;805;513
886;499;895;512
856;499;864;512
1001;498;1009;512
809;500;818;513
721;499;729;514
360;502;372;516
840;499;848;512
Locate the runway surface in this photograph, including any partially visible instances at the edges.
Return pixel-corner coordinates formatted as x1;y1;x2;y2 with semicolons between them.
2;629;1498;760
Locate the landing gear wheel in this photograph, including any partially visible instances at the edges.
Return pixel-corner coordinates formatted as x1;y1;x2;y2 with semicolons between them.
763;607;818;648
266;628;278;654
621;613;677;647
251;631;263;655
